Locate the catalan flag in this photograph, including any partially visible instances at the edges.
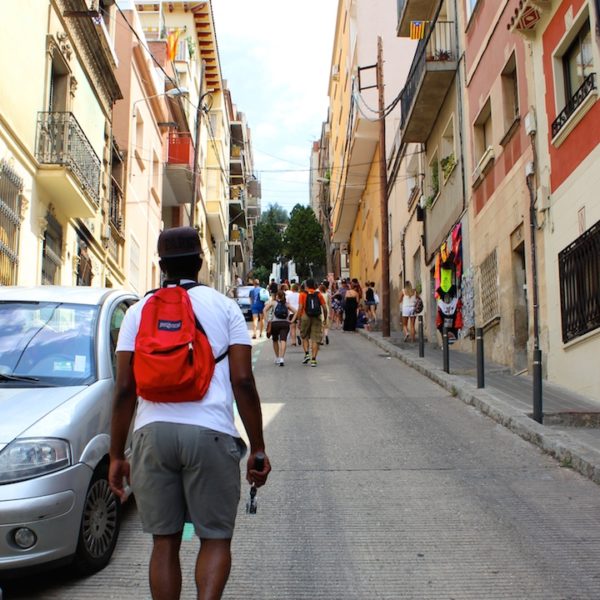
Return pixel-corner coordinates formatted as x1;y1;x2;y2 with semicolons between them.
166;29;183;62
409;20;427;40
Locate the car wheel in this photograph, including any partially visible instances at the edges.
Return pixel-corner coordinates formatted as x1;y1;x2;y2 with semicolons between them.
73;462;121;575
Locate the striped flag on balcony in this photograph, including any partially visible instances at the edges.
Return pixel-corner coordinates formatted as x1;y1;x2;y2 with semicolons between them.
167;29;183;62
409;21;427;40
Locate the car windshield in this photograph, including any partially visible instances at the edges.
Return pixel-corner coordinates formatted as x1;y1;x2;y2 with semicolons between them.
0;301;99;386
234;287;252;298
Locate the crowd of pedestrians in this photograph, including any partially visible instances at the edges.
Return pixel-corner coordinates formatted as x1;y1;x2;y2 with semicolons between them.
252;276;382;368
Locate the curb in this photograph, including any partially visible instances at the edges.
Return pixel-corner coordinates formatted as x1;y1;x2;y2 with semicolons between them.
360;330;600;485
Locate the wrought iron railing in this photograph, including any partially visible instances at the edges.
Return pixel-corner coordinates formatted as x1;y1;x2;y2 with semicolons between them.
0;160;22;285
36;112;101;206
552;73;597;138
559;219;600;343
109;177;124;232
401;21;456;129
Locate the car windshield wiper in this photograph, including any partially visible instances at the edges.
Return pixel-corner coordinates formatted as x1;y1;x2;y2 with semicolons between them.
0;373;40;383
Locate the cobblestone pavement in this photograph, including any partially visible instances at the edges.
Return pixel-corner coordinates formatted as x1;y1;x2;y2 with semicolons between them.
3;330;600;599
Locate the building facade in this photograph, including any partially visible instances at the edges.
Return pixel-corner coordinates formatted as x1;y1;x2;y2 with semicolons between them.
0;0;123;288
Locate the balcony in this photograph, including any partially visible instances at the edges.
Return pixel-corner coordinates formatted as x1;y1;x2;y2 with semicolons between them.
397;0;441;37
229;189;246;229
229;227;245;263
163;132;194;207
230;144;244;185
400;21;457;144
551;73;598;146
35;112;101;218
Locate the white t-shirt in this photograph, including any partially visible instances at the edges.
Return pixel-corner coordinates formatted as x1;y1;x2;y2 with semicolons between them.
116;282;251;436
285;290;300;311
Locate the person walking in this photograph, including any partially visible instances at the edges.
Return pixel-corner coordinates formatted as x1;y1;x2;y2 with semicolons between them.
285;282;301;345
109;227;271;600
343;282;360;332
248;279;266;339
319;282;331;345
263;290;297;366
399;280;418;342
364;281;377;323
297;278;328;367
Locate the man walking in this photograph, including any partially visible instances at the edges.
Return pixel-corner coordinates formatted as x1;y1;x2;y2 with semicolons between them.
109;227;271;600
248;278;266;339
297;278;327;367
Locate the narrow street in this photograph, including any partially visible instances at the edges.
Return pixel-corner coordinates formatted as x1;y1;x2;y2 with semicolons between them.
4;330;600;599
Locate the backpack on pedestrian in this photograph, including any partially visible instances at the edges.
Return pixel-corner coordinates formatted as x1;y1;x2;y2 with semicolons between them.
259;287;269;302
274;298;288;319
134;282;227;402
305;291;322;317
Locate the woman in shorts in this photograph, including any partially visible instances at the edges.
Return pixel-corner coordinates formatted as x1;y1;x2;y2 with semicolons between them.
263;290;297;366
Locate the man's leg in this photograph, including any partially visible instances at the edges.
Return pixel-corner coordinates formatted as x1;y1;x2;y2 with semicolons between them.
150;532;183;600
252;313;258;338
311;340;319;360
258;314;264;336
195;538;232;600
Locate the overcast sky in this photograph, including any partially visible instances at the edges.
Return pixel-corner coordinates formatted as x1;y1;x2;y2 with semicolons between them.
212;0;338;216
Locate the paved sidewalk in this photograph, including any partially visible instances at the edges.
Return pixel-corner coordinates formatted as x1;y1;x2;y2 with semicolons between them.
360;329;600;485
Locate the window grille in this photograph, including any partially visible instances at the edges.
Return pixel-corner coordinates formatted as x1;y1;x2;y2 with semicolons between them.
479;248;500;325
0;160;23;286
559;219;600;342
42;212;63;285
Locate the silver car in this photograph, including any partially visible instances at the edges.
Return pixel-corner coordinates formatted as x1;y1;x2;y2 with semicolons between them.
0;286;138;575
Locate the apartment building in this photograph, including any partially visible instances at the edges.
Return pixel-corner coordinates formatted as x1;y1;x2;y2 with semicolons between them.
135;0;230;291
0;0;123;288
463;1;538;373
391;0;469;339
327;0;413;297
507;0;600;399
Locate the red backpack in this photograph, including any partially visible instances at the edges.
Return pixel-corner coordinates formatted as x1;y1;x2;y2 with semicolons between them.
133;282;227;402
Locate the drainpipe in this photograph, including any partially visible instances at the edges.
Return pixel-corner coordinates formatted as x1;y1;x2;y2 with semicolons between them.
526;125;543;424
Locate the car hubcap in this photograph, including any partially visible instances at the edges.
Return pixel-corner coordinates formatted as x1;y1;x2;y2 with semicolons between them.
82;478;118;558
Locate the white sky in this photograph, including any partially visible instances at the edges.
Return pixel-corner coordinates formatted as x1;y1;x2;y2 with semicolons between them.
211;0;338;216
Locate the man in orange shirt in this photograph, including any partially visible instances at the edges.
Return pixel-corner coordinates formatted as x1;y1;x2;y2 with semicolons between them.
297;278;328;367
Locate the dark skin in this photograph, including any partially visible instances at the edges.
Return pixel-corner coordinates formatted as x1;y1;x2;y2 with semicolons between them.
109;259;271;600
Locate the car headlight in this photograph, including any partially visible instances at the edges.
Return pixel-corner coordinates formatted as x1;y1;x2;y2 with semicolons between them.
0;438;71;484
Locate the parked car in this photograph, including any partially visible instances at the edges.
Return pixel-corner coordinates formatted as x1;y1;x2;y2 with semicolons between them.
0;286;138;575
231;285;254;320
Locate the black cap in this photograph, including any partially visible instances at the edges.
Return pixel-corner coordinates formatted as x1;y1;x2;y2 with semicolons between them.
157;227;202;258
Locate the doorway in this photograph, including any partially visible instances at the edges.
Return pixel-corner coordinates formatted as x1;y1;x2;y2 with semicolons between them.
512;242;528;372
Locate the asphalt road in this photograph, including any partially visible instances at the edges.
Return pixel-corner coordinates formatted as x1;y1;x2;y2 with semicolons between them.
3;329;600;599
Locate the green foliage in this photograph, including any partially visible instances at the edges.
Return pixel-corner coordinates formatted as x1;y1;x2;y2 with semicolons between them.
251;265;271;286
440;153;457;180
252;210;284;272
264;202;289;226
283;204;325;279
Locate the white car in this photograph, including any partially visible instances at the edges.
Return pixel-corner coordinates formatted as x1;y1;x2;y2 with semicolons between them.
0;286;137;575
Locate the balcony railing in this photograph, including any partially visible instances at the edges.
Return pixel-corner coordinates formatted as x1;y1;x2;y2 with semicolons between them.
552;73;597;139
35;112;101;205
559;219;600;343
109;177;124;232
401;21;456;130
168;132;194;166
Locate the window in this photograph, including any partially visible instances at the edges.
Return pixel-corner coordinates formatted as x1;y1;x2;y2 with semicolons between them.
425;151;439;207
552;16;597;140
559;219;600;343
41;213;63;285
563;21;593;101
440;117;456;183
479;248;500;326
501;53;519;130
474;100;493;162
466;0;479;20
76;239;93;286
151;151;160;202
0;160;22;286
49;54;70;113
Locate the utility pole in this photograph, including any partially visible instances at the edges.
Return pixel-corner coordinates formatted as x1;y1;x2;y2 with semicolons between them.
377;36;391;337
190;60;205;228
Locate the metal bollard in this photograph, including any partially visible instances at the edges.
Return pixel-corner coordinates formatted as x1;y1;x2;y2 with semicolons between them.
476;327;485;388
533;348;543;424
418;315;424;358
442;327;450;373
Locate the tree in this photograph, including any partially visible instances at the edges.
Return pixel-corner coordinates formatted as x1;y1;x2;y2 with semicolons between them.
284;204;326;280
252;209;284;275
265;203;289;226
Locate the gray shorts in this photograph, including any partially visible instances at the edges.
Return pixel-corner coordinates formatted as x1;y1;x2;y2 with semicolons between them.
131;422;246;539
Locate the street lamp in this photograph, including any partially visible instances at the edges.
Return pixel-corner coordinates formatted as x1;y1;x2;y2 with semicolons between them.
131;87;189;117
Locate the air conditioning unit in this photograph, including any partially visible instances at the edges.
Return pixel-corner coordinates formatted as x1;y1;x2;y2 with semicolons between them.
331;65;340;81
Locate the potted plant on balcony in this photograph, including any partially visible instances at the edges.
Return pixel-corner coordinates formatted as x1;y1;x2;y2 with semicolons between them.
440;153;457;181
434;49;452;61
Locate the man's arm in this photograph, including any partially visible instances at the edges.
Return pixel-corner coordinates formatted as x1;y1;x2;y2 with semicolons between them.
229;344;271;487
109;351;137;502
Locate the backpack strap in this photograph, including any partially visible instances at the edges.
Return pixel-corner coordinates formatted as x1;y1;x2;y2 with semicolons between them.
178;281;229;364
